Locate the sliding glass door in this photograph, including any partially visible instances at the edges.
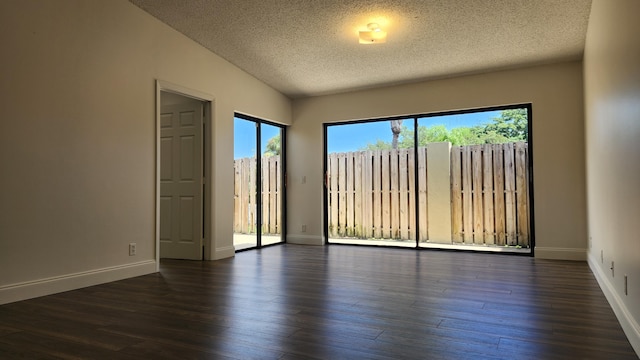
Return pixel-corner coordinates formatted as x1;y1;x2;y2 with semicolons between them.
233;114;286;251
324;105;532;254
325;119;416;247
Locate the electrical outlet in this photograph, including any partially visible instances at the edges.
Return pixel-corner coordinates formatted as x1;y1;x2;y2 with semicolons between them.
129;243;137;256
301;224;307;233
610;261;614;277
624;275;628;296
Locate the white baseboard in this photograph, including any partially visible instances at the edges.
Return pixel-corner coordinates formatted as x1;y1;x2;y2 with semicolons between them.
212;245;235;260
534;246;586;260
0;260;157;305
287;234;324;245
588;253;640;357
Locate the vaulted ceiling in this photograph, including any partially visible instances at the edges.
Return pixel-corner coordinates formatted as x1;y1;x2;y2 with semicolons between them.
130;0;592;99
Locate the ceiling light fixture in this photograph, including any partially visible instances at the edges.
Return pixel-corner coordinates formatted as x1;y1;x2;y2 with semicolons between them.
359;23;387;44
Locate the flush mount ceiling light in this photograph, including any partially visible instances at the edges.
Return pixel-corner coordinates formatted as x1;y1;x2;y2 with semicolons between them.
359;23;387;44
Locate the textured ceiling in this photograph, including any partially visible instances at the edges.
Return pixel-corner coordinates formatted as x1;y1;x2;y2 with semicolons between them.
130;0;592;99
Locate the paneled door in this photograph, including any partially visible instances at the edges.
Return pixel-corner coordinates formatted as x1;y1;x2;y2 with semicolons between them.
160;102;203;259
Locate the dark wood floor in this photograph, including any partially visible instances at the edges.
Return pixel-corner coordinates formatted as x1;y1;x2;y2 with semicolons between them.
0;244;637;359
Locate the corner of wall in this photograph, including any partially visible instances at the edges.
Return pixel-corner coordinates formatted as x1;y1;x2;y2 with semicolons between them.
588;252;640;355
534;247;586;261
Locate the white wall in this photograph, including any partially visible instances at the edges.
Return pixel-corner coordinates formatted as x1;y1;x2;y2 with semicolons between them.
0;0;291;304
584;0;640;354
289;61;587;261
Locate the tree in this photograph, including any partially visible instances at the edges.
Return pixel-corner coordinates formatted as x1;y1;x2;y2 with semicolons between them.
263;134;280;156
390;120;403;149
361;139;393;151
397;125;455;148
362;124;484;149
449;126;484;145
359;109;528;150
482;108;528;141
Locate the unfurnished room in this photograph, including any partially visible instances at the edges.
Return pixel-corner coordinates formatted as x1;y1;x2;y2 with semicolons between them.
0;0;638;358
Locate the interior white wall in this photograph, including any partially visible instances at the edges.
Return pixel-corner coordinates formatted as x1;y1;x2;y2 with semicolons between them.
0;0;291;303
289;61;587;260
584;0;640;353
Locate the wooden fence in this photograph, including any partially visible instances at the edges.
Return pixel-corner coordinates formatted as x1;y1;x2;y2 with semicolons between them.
327;148;417;240
451;143;529;246
326;142;529;246
233;156;281;235
233;142;530;247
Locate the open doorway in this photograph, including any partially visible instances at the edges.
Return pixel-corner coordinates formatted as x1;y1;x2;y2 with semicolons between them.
156;81;213;262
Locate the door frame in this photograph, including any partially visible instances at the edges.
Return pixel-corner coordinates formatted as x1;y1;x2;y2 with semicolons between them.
233;112;287;251
322;103;535;256
155;80;214;269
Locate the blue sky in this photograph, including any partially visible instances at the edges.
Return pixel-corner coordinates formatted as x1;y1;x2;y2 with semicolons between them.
327;110;501;153
234;118;281;159
234;110;501;158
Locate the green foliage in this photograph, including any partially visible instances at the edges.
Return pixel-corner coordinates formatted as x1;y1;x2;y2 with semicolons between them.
264;134;281;156
359;109;528;150
482;108;528;141
361;139;393;150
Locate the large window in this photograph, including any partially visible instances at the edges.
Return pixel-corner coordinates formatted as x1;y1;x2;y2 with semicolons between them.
323;104;533;254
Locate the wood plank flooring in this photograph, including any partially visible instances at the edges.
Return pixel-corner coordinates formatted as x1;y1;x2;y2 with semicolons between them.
0;244;637;359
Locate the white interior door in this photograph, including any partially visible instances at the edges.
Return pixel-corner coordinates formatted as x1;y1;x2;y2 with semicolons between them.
160;101;203;259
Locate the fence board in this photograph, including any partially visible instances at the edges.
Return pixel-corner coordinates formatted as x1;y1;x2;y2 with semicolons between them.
237;159;243;232
482;145;495;245
451;146;463;243
262;156;269;234
346;153;355;237
354;152;363;237
504;142;516;245
390;150;399;239
276;156;281;234
252;159;258;233
493;144;506;245
338;153;347;235
269;156;278;234
238;159;246;233
373;150;382;238
248;158;256;233
407;149;416;241
243;159;250;233
381;150;391;238
363;151;373;238
399;149;409;240
330;153;338;237
462;146;473;243
234;160;242;233
472;145;484;244
516;142;529;246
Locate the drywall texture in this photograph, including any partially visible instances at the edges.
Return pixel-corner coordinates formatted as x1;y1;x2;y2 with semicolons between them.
0;0;291;293
290;62;587;259
584;0;640;351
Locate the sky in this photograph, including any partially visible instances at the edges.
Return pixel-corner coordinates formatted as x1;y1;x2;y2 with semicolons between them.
234;110;502;158
326;110;501;153
234;118;281;159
